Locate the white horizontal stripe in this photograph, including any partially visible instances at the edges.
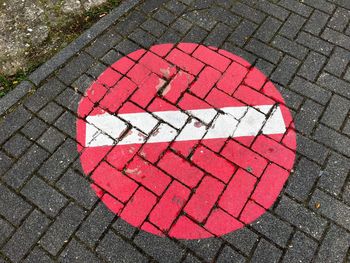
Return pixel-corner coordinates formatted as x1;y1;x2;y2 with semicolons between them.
85;105;286;147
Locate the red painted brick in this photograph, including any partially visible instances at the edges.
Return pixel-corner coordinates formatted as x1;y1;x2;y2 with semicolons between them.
99;77;137;112
149;181;190;231
218;169;257;217
125;156;171;196
162;71;194;103
166;48;204;75
98;67;123;88
171;137;202;158
221;139;268;177
233;85;274;107
193;45;231;72
190;66;221;98
252;135;295;170
91;162;138;202
218;49;251;68
77;98;95;118
140;142;170;164
131;73;165;108
121;187;157;227
191;145;236;183
251;163;289;209
168;216;213;239
205;87;244;108
178;92;214;112
150;44;174;57
141;222;165;236
204;208;243;236
261;81;285;105
111;56;135;74
79;147;109;174
85;82;108;103
148;97;178;112
106;144;142;170
101;193;124;215
239;200;266;224
127;49;146;61
216;62;249;94
139;51;176;79
282;127;297;150
184;176;224;222
157;150;204;188
127;63;152;85
243;67;267;90
177;43;199;54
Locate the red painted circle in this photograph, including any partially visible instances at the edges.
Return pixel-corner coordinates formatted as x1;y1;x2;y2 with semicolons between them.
76;43;296;239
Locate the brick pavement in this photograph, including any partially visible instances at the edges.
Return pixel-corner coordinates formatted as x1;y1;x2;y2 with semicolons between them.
0;0;350;262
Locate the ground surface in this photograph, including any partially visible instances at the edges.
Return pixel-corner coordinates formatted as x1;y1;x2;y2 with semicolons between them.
0;0;350;262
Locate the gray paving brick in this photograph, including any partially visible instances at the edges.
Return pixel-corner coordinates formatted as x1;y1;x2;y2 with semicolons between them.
134;232;185;263
23;246;54;263
298;51;327;81
270;55;300;85
182;10;216;31
246;39;282;64
38;127;66;153
231;2;265;24
24;78;66;112
344;182;350;205
223;44;257;65
321;94;350;130
117;11;146;33
278;0;313;17
282;231;317;263
21;176;68;217
181;238;222;262
321;27;350;50
204;23;231;47
37;102;64;124
208;7;240;27
313;124;350;157
255;17;282;43
324;47;350;77
295;99;324;135
303;0;336;14
250;239;282;263
153;8;176;26
315;224;350;263
216;246;245;263
279;13;306;39
328;7;350;32
256;0;290;21
165;0;187;15
158;28;182;44
3;133;32;158
101;49;123;67
228;20;258;47
40;203;86;255
3;144;49;190
296;134;329;164
1;210;50;262
0;217;14;246
275;195;327;239
76;202;115;248
223;227;258;256
285;157;321;201
345;67;350;81
275;84;304;110
96;231;147;262
112;218;136;239
192;0;215;9
304;10;329;35
182;25;208;43
0;106;32;145
318;152;350;196
129;28;156;48
297;31;333;55
85;28;122;59
343;118;350;136
251;212;293;247
54;111;76;138
59;239;100;263
272;35;308;60
310;189;350;230
183;253;201;263
289;76;331;105
21;117;48;141
255;59;275;76
55;88;82;113
0;151;13;176
171;17;192;34
141;19;167;38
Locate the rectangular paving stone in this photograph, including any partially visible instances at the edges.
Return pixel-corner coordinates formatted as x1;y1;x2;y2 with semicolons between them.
250;239;282;263
129;28;156;48
278;0;313;17
275;84;303;110
318;152;350;196
38;138;78;182
181;238;222;262
296;134;329;164
298;51;327;81
40;203;86;256
315;224;350;263
0;217;14;246
275;195;327;239
289;76;331;105
54;111;76;138
270;55;300;85
0;106;32;145
321;27;350;50
304;10;329;35
24;78;66;112
23;246;54;263
324;47;350;77
21;117;48;141
153;8;176;26
112;218;136;239
96;231;147;262
285;157;321;201
0;151;13;176
231;2;265;24
251;212;293;247
256;0;290;21
296;31;333;55
303;0;335;14
1;210;50;262
38;127;66;153
279;13;306;39
228;20;258;47
3;133;32;158
76;202;115;248
3;144;49;190
216;246;246;263
182;25;209;44
313;124;350;157
55;88;82;113
310;189;350;230
204;22;231;47
158;28;182;43
254;17;282;43
282;231;318;263
208;7;240;27
59;239;100;263
294;99;324;135
171;17;192;34
114;10;147;35
141;19;167;38
321;94;350;130
328;7;350;32
134;232;185;263
21;175;68;217
56;168;97;209
37;102;64;124
272;35;308;60
0;184;32;226
246;38;283;64
223;227;258;255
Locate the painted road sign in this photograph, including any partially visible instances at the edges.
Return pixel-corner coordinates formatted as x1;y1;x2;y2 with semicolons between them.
76;43;296;239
